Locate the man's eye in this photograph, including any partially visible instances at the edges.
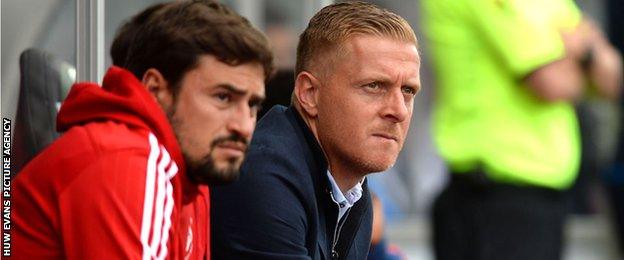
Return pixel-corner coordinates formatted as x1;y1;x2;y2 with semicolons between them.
215;93;231;102
249;102;262;113
402;86;417;96
364;82;381;90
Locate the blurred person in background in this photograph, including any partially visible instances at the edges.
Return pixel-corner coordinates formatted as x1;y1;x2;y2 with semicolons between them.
256;2;298;119
11;0;273;258
421;0;622;259
211;2;421;259
367;193;408;260
604;0;624;254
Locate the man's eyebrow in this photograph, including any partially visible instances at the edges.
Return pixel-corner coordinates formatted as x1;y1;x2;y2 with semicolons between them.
217;83;266;101
405;80;422;92
249;95;266;106
216;84;247;96
358;74;421;90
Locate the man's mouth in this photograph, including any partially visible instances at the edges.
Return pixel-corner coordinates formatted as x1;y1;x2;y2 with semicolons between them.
372;133;399;142
214;141;247;157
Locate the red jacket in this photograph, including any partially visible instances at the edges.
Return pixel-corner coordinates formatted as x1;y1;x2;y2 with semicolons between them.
12;67;210;259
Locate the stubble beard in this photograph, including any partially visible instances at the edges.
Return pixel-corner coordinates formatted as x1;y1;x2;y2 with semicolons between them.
167;106;246;186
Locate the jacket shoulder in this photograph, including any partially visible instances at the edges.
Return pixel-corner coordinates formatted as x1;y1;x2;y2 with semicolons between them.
12;120;168;258
211;107;323;258
16;120;153;185
248;106;315;178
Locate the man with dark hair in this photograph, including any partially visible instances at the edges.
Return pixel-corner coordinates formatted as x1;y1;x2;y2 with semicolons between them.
211;2;421;259
12;1;273;259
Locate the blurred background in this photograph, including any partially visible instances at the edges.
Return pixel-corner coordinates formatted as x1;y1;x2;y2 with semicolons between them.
1;0;622;259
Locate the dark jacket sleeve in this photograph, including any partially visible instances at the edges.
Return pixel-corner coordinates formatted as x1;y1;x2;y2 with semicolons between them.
211;148;314;260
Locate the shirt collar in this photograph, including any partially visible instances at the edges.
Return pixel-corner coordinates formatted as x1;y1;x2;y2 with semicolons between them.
326;170;364;208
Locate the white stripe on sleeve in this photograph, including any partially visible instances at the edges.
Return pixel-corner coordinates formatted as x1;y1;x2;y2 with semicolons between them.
149;145;171;258
157;153;177;258
141;133;160;260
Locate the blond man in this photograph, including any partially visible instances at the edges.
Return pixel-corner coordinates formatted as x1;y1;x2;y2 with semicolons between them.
211;2;421;259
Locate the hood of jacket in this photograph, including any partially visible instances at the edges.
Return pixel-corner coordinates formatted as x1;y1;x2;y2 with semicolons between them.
57;66;186;174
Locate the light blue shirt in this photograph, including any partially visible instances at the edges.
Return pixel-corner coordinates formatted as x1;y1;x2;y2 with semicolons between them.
326;170;364;221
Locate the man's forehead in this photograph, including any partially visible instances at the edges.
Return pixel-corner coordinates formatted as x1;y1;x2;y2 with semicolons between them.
346;35;419;60
309;35;420;79
339;37;419;70
189;57;266;95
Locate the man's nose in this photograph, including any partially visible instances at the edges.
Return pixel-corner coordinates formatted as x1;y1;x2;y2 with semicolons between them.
226;105;255;140
380;88;409;123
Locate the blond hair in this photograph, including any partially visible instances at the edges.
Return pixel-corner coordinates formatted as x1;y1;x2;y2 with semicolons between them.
295;1;417;76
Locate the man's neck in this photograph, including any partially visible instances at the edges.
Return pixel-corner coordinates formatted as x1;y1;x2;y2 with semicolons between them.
327;164;363;193
295;106;364;193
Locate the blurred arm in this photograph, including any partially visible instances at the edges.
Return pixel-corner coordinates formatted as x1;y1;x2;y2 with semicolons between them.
526;18;623;102
584;19;623;100
524;56;584;102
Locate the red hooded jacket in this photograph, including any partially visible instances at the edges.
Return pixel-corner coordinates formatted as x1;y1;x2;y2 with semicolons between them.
12;67;210;259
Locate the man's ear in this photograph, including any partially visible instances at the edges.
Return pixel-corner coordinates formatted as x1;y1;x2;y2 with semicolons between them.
294;71;321;118
142;68;174;111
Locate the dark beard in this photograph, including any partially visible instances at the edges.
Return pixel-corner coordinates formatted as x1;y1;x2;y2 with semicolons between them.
166;102;248;186
185;133;249;185
185;153;241;185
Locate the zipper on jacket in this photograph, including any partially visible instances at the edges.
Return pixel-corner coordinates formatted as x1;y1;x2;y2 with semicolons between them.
330;194;351;260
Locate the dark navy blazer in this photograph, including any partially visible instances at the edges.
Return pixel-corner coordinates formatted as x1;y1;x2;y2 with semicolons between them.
211;105;372;260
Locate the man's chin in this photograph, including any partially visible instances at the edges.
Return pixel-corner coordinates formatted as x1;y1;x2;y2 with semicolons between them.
188;167;241;186
186;158;243;185
356;155;397;174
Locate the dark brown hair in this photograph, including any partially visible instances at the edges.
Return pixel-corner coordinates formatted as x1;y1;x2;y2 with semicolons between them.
111;0;274;94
